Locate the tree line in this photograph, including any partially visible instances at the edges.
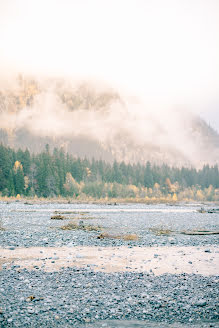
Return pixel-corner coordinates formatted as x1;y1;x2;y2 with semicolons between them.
0;144;219;200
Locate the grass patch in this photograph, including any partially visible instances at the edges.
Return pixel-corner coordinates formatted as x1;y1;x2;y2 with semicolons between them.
97;232;139;241
149;226;173;236
51;214;98;220
60;221;102;232
72;216;98;220
123;234;139;241
54;211;89;215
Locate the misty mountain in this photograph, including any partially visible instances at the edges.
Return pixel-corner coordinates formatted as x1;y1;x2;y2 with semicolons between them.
0;75;218;167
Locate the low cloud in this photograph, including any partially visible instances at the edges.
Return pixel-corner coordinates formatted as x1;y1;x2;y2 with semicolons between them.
0;76;218;167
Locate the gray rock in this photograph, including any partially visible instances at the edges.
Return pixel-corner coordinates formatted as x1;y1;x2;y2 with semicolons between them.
195;300;207;307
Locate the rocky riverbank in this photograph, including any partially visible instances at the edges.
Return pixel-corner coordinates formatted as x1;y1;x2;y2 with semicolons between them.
0;202;218;327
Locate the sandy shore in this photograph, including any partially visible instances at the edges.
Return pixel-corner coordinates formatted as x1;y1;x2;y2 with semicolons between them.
0;246;218;275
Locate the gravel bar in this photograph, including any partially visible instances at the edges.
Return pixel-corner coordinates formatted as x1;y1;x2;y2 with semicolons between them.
0;202;218;327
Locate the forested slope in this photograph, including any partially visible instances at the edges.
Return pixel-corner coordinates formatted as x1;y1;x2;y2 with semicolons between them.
0;75;219;167
0;144;219;201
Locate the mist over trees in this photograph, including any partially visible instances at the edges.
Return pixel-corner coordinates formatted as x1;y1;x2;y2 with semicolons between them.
0;144;219;201
1;75;219;168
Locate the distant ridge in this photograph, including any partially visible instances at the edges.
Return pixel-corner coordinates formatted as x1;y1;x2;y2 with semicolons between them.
0;75;219;167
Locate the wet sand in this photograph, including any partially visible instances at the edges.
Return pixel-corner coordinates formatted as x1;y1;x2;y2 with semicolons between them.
0;246;218;275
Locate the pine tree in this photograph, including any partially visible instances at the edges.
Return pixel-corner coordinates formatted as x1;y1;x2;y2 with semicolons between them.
144;162;154;188
14;167;25;195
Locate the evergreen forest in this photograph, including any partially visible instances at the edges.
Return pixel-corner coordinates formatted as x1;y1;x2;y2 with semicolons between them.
0;144;219;201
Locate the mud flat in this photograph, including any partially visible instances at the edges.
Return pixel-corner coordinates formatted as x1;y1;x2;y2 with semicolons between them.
0;246;218;276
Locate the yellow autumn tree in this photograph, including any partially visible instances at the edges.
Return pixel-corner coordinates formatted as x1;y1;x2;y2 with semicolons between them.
165;178;172;191
153;183;162;198
205;185;214;201
172;193;178;201
196;189;204;201
165;178;177;193
63;172;80;196
128;184;139;198
13;161;23;173
86;167;91;177
24;176;29;190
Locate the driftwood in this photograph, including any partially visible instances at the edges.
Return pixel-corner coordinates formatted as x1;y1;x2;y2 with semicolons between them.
182;230;219;235
197;208;219;214
51;215;66;220
208;210;219;213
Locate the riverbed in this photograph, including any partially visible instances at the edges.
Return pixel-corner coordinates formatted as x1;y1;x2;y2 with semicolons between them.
0;202;218;327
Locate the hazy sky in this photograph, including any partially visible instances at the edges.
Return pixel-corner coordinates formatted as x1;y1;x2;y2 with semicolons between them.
0;0;219;131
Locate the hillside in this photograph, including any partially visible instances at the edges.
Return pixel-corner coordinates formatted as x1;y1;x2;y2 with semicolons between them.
0;75;219;167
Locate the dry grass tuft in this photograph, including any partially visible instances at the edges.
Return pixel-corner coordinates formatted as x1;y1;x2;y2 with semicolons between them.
123;234;139;241
149;226;173;236
54;211;89;215
73;216;98;220
52;210;97;221
97;232;138;241
0;221;5;231
61;221;102;232
52;211;99;222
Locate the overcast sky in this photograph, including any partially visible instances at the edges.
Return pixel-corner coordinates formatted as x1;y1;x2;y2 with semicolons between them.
0;0;219;131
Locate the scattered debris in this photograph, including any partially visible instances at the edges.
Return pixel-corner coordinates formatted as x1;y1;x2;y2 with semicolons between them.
26;295;44;302
26;296;35;302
